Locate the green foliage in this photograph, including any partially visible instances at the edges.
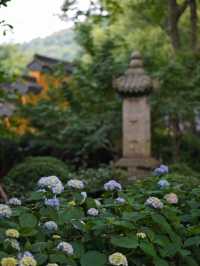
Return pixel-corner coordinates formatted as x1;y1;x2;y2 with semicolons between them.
20;29;81;61
4;156;71;195
74;166;127;192
0;137;22;178
1;170;200;265
0;44;29;77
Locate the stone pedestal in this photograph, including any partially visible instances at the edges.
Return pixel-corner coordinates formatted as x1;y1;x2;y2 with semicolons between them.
123;97;150;158
114;51;159;179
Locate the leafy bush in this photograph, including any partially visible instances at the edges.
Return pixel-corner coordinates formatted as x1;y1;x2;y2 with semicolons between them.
73;166;128;193
0;138;22;178
1;168;200;265
4;156;71;195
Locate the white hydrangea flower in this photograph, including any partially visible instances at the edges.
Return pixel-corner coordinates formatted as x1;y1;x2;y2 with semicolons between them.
145;197;163;209
136;232;146;239
5;238;20;251
67;179;84;189
38;176;64;195
87;208;99;216
0;204;12;218
109;252;128;266
57;242;74;255
47;264;59;266
8;197;21;206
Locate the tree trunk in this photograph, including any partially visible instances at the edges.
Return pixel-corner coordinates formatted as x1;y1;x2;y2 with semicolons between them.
168;0;189;51
189;0;198;50
0;184;8;202
168;0;180;50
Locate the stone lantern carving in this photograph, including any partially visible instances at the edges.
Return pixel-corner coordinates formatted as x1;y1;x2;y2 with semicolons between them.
115;51;158;179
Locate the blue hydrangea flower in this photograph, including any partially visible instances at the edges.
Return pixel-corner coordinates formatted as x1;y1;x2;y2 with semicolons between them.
104;180;122;191
44;198;60;208
44;221;58;231
116;197;126;204
154;165;169;176
157;179;170;189
18;251;34;259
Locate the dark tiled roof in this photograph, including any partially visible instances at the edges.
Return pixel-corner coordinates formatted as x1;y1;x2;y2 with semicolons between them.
0;76;43;95
27;54;74;74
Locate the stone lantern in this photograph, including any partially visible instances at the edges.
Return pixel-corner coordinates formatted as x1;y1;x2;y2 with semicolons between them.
115;51;158;179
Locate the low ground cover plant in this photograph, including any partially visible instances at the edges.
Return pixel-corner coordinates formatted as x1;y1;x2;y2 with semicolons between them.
0;166;200;266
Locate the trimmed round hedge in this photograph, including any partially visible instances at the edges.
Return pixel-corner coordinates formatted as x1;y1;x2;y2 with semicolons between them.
4;156;71;195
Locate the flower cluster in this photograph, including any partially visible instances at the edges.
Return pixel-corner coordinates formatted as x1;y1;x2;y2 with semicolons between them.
0;204;12;218
104;180;122;191
5;238;20;251
1;257;18;266
6;229;19;239
164;193;178;204
57;242;74;255
158;179;170;189
45;198;60;208
109;253;128;266
154;165;169;176
136;232;146;239
8;198;21;206
116;197;126;204
18;252;37;266
38;176;64;194
87;208;99;216
145;197;163;209
43;221;58;232
67;179;84;189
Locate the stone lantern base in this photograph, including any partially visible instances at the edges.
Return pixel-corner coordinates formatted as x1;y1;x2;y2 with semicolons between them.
115;156;159;181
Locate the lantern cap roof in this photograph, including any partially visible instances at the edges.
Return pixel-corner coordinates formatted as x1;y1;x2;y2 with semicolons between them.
115;51;153;97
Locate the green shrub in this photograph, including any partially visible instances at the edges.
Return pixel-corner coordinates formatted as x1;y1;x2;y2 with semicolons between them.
1;169;200;265
72;165;128;192
4;156;71;195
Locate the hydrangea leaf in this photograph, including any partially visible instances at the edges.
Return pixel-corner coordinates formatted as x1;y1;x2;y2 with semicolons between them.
111;236;138;249
80;251;107;266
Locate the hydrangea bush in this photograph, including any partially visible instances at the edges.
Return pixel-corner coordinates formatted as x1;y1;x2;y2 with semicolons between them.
0;167;200;266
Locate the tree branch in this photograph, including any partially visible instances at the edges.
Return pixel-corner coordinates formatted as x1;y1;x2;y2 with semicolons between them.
177;0;189;18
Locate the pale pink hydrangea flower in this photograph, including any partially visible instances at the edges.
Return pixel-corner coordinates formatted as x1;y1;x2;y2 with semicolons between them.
164;193;178;204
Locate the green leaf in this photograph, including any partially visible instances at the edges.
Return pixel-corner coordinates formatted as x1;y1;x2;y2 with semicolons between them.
0;252;8;259
151;213;176;239
184;236;200;247
184;256;199;266
111;236;138;249
35;254;48;265
140;242;157;258
19;228;38;237
153;257;169;266
72;241;85;258
19;213;37;228
49;253;67;264
80;251;107;266
59;207;85;224
32;242;47;252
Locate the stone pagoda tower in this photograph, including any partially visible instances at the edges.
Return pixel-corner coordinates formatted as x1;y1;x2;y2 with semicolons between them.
115;51;158;179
